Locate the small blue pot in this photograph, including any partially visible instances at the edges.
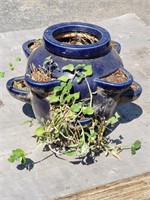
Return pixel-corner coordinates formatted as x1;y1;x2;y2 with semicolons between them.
22;39;36;58
6;76;30;103
6;22;142;120
25;73;61;98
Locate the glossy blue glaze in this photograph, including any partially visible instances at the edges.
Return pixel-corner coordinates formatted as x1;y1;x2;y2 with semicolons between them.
7;22;142;120
111;41;121;54
6;76;30;103
22;39;121;58
43;22;111;59
78;118;92;127
94;68;133;91
25;22;124;100
25;74;61;98
22;39;35;58
25;45;124;100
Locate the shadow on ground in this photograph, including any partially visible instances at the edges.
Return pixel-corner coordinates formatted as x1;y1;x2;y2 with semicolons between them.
22;103;35;118
16;153;53;171
116;102;143;123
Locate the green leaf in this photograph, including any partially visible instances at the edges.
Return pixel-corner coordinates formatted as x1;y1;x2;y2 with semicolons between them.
84;132;91;138
82;65;93;77
131;140;141;155
66;82;72;91
131;146;136;155
67;143;79;148
8;155;16;163
64;150;78;156
15;57;21;62
53;82;67;93
12;149;25;156
87;131;98;143
21;156;26;164
9;63;14;71
53;86;62;93
133;140;141;149
76;64;86;68
8;149;26;164
49;95;59;103
60;82;67;88
79;137;84;145
77;76;84;83
0;71;5;78
65;94;73;103
65;92;80;103
67;110;75;118
35;127;45;136
115;112;120;119
81;143;89;155
82;107;94;115
62;64;74;72
61;86;69;97
107;116;118;125
71;102;82;113
60;82;72;100
107;112;120;125
58;75;69;82
73;92;80;101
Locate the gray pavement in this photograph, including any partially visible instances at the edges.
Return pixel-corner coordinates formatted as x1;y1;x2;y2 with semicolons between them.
0;1;150;200
0;13;150;200
0;0;150;32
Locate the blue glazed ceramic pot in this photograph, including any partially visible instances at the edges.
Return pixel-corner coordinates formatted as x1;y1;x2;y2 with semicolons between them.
7;22;142;120
22;39;35;58
6;76;30;103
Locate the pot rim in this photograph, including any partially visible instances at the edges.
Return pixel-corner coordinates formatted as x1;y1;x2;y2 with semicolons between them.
94;68;133;90
7;76;29;94
25;73;61;89
22;39;35;57
43;22;111;59
6;76;30;103
111;40;121;54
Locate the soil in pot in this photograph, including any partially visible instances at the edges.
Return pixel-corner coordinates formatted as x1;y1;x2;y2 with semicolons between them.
27;64;52;82
54;31;99;45
101;69;128;83
130;83;139;91
13;80;29;91
29;39;43;51
110;41;117;49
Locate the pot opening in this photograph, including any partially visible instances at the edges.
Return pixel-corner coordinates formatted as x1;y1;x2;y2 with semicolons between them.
101;69;128;83
129;83;139;91
28;39;43;51
54;31;99;45
13;79;29;91
26;64;57;83
110;41;117;49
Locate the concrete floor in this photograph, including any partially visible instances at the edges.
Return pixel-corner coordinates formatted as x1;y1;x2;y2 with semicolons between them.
0;1;150;200
0;0;150;32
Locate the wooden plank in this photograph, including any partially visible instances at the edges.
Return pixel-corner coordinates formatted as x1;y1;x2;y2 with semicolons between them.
56;172;150;200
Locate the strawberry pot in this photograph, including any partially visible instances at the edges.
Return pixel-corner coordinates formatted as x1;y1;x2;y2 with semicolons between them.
6;22;142;120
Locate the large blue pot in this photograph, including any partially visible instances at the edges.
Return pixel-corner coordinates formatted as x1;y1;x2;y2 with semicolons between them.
6;22;142;120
